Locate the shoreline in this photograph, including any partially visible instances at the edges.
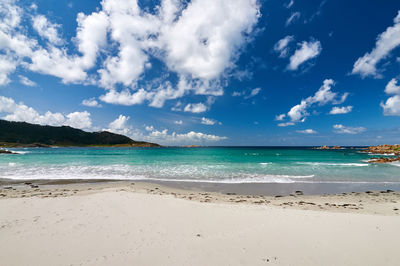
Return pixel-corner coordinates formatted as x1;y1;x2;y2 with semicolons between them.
1;179;400;216
2;177;400;196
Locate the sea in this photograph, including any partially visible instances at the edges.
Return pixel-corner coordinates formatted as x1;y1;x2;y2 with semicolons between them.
1;147;400;186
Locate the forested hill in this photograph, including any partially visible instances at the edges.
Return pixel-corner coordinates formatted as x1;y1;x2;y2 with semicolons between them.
0;119;160;147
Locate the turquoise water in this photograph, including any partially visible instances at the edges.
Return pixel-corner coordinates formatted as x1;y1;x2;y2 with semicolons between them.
1;147;400;184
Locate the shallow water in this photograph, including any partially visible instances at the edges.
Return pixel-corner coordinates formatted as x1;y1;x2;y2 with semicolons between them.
0;147;399;184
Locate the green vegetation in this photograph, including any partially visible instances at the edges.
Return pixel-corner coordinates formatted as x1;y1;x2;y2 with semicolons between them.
0;120;160;147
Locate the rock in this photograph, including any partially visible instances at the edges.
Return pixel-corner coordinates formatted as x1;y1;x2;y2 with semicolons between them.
295;190;303;195
368;156;400;164
0;149;16;154
365;144;400;156
313;145;342;150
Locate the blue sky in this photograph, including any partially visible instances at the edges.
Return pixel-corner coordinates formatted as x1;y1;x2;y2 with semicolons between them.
1;0;400;146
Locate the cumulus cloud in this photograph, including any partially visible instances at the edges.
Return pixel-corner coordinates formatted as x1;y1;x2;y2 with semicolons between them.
174;120;183;125
145;125;155;131
275;114;286;121
65;111;92;129
106;115;132;135
0;95;92;129
147;129;227;144
285;12;300;27
104;116;227;144
201;117;221;125
82;98;102;108
0;0;261;110
288;39;322;70
384;78;400;94
381;78;400;115
333;124;366;134
99;89;148;106
329;106;353;115
381;95;400;115
352;11;400;78
32;15;63;45
274;35;294;58
18;75;37;86
296;129;317;134
277;79;349;125
0;55;17;85
184;102;208;113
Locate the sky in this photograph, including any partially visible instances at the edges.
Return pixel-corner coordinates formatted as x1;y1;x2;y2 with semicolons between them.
1;0;400;146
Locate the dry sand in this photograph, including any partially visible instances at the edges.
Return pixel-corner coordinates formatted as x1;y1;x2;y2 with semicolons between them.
0;181;400;266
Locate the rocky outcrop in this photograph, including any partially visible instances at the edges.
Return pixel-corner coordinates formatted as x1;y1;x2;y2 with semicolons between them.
368;156;400;164
313;146;342;150
365;144;400;155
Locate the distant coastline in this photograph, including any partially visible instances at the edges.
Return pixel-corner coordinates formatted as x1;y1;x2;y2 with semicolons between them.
0;119;161;148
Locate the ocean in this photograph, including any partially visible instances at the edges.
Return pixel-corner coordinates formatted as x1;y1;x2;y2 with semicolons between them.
1;147;400;184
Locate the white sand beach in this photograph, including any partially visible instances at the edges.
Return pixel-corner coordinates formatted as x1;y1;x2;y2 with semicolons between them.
0;182;399;266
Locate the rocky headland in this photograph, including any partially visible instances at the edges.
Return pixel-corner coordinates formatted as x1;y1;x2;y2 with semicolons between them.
366;144;400;163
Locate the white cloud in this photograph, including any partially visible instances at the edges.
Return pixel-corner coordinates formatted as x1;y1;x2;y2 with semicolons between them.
201;117;221;125
385;78;400;94
275;114;286;121
160;0;260;80
0;0;260;109
381;95;400;116
103;116;227;145
184;103;208;113
381;78;400;115
147;129;227;144
0;55;18;85
285;0;294;9
288;39;322;70
333;124;366;134
278;122;295;127
65;111;92;129
145;125;155;131
172;131;227;142
18;75;36;86
174;120;183;125
246;87;261;98
285;12;300;27
32;15;63;45
232;91;244;97
274;35;294;58
106;115;131;135
352;11;400;78
296;129;317;134
99;89;148;106
329;106;353;115
279;79;349;124
232;87;261;99
0;95;92;130
287;100;308;122
82;98;102;108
